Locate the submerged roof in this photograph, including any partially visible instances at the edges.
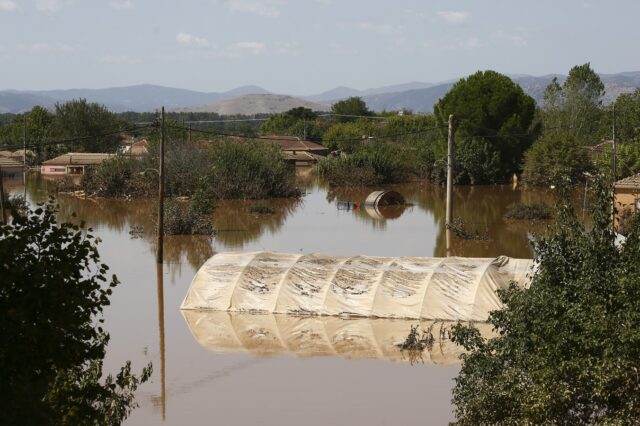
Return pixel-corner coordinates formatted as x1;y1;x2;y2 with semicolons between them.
181;251;533;322
0;157;24;168
42;153;114;166
264;136;327;152
615;173;640;190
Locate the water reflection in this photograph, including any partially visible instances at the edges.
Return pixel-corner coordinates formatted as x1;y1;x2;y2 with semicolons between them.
155;263;166;421
212;197;300;248
182;311;494;365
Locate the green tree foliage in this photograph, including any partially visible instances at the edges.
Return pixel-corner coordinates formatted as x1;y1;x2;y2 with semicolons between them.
541;63;605;143
322;119;380;152
208;139;300;199
433;71;538;183
450;178;640;424
259;107;326;140
522;132;593;185
330;96;372;123
563;63;605;141
610;89;640;143
50;99;127;152
0;201;151;425
0;106;54;161
595;143;640;179
315;141;411;186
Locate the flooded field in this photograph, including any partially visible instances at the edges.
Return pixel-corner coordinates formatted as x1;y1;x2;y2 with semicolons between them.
13;172;559;425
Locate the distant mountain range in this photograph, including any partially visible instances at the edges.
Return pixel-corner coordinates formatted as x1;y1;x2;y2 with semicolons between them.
175;94;329;115
1;71;639;115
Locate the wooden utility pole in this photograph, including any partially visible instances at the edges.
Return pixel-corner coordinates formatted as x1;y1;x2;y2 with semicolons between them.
156;262;166;420
445;114;455;228
0;166;6;224
23;117;27;196
612;103;617;181
157;107;166;264
445;114;455;257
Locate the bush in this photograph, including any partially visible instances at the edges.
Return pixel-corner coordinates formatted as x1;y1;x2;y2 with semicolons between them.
248;205;275;215
315;141;412;186
163;200;215;235
208;140;300;199
450;178;640;424
523;132;593;186
322;120;380;153
504;202;552;220
595;142;640;178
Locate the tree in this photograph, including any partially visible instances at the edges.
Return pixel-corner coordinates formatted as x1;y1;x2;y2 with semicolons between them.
541;77;564;131
522;132;593;185
450;178;640;424
259;107;325;140
50;99;127;152
611;89;640;143
331;97;372;123
433;71;538;183
321;119;379;152
0;201;151;425
563;63;605;142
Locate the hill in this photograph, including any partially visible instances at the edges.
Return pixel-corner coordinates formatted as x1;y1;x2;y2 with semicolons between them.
0;84;271;113
178;94;330;115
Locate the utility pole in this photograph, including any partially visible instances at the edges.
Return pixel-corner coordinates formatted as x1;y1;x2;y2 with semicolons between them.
445;114;455;257
612;103;617;181
157;107;166;264
0;166;6;224
23;116;27;197
23;117;27;167
445;114;455;228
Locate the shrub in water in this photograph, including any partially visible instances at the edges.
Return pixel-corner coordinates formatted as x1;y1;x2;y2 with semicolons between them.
208;140;300;199
504;202;552;220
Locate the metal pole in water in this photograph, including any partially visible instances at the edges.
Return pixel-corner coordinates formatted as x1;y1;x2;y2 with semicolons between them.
445;114;455;256
157;107;165;264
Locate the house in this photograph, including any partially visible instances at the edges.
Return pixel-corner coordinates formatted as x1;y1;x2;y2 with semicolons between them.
10;149;35;164
0;157;24;178
586;140;613;160
264;135;329;165
614;173;640;228
128;139;149;156
41;153;114;175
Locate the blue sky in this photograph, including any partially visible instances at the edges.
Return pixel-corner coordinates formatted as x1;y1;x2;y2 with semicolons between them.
0;0;638;94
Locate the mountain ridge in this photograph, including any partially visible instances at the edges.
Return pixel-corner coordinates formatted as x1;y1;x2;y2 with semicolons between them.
1;72;639;114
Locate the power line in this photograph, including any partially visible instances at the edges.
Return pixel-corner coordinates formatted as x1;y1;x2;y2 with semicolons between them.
0;124;153;151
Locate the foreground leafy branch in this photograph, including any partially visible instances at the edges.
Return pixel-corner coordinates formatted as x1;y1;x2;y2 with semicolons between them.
0;200;151;425
449;178;640;424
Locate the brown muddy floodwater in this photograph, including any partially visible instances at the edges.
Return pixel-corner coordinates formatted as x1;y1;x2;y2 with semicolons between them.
14;172;560;425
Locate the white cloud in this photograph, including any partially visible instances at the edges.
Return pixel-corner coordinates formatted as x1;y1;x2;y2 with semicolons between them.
355;22;400;36
99;54;140;65
109;0;133;10
0;0;17;12
494;30;527;47
209;41;297;58
222;0;283;17
176;32;210;47
424;36;480;50
233;41;267;55
437;11;469;24
22;42;81;53
35;0;74;12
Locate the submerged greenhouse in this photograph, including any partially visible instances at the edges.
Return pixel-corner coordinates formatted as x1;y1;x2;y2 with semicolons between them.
180;251;533;321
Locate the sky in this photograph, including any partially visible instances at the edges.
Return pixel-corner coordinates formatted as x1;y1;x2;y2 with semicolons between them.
0;0;639;94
